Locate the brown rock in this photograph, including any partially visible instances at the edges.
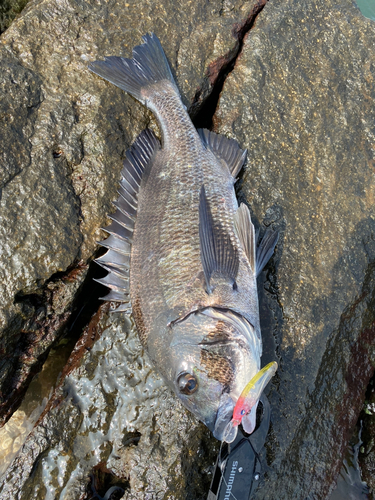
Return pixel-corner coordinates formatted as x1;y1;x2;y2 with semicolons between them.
215;0;375;497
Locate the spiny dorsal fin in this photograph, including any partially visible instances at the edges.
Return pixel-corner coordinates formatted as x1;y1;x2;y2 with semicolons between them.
199;185;239;293
197;128;247;179
96;249;130;270
234;203;256;274
256;229;279;277
95;128;160;306
120;128;160;200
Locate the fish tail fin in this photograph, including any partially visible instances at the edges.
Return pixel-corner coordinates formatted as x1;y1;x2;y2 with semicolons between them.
89;33;177;104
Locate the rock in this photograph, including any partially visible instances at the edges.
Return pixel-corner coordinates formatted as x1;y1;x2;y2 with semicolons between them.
0;262;89;427
0;0;263;425
214;0;375;497
0;306;219;499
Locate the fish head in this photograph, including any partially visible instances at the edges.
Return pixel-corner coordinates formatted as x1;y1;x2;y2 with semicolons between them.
168;307;262;441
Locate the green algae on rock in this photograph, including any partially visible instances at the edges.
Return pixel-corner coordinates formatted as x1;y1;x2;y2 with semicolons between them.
0;0;29;34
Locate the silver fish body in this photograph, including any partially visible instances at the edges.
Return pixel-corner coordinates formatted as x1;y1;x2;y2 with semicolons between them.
90;34;278;440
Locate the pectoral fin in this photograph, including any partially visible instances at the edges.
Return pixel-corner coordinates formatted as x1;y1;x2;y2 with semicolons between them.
199;185;239;293
234;203;256;274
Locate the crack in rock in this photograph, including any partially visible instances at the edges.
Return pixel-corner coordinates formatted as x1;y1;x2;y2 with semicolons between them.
192;0;269;129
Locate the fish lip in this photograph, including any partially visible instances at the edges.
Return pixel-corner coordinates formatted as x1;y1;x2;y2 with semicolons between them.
210;392;235;441
201;391;235;441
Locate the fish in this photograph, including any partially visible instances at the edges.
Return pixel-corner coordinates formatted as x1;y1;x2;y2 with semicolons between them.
89;33;278;441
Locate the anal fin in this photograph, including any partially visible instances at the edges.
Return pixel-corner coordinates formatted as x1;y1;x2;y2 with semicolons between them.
234;203;279;277
199;185;239;293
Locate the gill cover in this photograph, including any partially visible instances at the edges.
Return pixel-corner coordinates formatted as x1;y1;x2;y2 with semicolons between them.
169;308;261;441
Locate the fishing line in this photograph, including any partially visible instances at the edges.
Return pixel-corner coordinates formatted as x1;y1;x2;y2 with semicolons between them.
216;423;262;500
217;439;239;500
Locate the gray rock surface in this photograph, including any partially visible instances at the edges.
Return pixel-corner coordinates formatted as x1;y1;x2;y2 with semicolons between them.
215;0;375;497
0;0;261;424
0;306;219;499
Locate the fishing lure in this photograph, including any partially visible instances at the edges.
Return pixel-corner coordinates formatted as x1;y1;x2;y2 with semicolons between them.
223;362;278;444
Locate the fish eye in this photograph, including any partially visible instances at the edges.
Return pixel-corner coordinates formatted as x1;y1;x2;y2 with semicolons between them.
177;372;198;395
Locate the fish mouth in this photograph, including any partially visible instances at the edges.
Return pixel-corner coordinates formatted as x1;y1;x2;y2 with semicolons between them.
170;307;262;440
198;309;262;441
206;392;235;441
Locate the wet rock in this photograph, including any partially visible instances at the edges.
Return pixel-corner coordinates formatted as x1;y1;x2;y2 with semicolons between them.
215;0;375;497
2;0;375;497
0;263;90;426
0;0;262;424
330;420;371;499
0;306;219;499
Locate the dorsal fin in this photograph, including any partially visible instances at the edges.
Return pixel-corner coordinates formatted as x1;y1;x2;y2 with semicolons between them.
197;128;247;179
95;128;160;308
199;185;239;293
233;203;256;274
256;229;279;277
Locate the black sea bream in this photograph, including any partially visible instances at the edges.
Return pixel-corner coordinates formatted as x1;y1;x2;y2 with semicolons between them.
89;34;278;440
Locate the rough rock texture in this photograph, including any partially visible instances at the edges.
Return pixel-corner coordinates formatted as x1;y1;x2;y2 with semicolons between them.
1;0;375;497
215;0;375;498
0;307;219;499
0;262;89;427
0;0;263;424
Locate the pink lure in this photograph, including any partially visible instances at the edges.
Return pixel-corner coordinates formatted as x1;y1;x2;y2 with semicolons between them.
223;361;278;443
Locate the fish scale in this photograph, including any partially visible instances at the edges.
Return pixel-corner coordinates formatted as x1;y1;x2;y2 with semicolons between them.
133;84;239;330
135;150;238;329
89;33;278;441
